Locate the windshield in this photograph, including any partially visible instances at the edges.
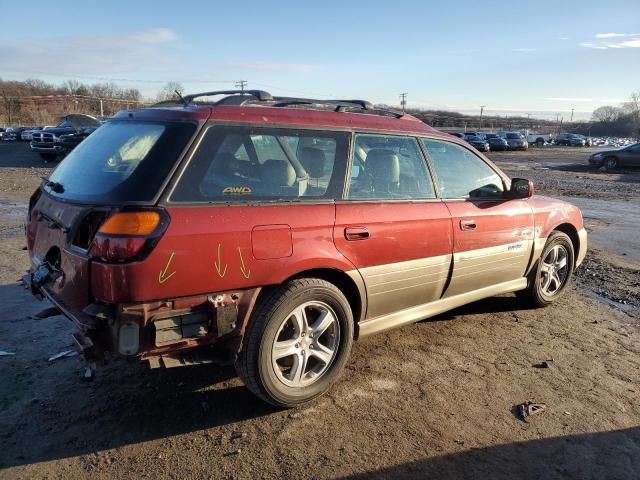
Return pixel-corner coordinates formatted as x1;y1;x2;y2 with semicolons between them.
46;120;196;203
506;133;520;139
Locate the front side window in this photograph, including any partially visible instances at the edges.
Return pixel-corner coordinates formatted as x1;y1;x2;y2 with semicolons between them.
347;134;435;200
422;139;504;199
171;126;347;202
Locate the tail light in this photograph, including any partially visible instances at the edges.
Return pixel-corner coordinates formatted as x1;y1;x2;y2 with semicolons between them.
89;209;170;263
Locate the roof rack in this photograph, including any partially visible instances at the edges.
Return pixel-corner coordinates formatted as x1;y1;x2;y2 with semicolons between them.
271;96;373;111
182;89;273;103
155;89;405;118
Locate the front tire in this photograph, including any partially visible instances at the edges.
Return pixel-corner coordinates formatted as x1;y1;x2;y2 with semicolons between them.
604;156;618;170
236;278;354;407
517;232;574;308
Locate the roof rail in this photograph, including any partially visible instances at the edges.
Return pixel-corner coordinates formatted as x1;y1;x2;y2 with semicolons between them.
182;89;273;103
157;88;405;118
271;96;373;111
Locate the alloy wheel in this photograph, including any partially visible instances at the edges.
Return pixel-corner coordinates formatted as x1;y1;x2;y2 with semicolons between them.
271;301;340;387
539;245;569;296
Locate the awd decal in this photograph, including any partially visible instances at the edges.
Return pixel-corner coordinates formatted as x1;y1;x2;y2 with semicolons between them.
222;186;252;194
158;251;177;284
214;243;228;278
237;246;251;279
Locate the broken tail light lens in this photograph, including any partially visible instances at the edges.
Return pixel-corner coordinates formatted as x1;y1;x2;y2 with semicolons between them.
90;209;170;263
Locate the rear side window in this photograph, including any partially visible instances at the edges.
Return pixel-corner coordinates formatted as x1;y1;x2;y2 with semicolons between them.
422;139;504;199
171;126;348;202
46;121;196;203
347;134;435;200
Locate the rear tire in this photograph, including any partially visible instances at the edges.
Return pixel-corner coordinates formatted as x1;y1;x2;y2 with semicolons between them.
236;278;354;407
536;138;544;147
516;232;574;308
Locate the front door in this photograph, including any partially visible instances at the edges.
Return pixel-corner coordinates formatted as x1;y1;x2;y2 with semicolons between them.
421;138;534;298
334;133;453;319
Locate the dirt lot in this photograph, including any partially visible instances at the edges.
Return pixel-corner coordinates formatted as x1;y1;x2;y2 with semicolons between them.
0;142;639;479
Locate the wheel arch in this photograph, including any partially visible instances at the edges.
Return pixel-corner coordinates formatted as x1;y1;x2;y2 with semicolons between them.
255;267;366;339
552;223;580;267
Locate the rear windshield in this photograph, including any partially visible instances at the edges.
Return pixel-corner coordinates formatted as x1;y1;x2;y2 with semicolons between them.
45;120;196;203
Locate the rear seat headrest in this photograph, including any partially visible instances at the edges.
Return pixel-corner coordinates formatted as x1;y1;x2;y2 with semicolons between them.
299;147;327;178
365;149;400;188
262;159;296;187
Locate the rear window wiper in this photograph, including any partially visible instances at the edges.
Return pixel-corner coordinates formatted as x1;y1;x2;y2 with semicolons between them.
41;177;65;194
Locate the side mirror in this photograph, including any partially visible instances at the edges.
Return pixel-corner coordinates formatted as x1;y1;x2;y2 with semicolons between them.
508;178;534;199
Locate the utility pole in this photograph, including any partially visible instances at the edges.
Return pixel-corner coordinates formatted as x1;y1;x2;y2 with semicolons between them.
235;80;248;92
100;99;104;117
479;105;486;130
399;93;408;113
570;107;574;122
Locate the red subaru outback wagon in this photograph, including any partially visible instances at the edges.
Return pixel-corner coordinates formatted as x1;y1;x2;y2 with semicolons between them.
23;90;587;407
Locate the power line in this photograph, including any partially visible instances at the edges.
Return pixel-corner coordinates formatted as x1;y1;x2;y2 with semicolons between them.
235;80;248;92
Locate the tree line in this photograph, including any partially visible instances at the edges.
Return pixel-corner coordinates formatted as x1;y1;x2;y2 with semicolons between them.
1;78;638;139
587;91;640;137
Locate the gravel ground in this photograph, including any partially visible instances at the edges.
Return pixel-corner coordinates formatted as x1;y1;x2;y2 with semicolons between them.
0;142;639;480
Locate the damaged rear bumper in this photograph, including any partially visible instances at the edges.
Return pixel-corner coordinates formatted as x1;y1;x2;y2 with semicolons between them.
22;264;260;367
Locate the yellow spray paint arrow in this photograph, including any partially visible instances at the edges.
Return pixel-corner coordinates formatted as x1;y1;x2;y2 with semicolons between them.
158;252;177;284
238;246;251;279
214;243;228;278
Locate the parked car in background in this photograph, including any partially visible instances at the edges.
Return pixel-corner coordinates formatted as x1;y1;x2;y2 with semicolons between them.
589;143;640;169
0;128;5;140
524;132;553;147
30;114;101;160
21;127;43;141
574;134;592;147
448;132;465;140
464;133;490;152
2;127;27;141
554;133;585;147
487;136;509;151
55;127;100;159
21;88;588;406
505;132;528;150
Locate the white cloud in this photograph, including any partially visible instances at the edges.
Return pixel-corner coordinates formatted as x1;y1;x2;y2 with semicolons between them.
512;47;537;52
618;38;640;48
580;42;608;49
581;33;640;49
595;32;640;38
0;28;180;76
559;37;569;41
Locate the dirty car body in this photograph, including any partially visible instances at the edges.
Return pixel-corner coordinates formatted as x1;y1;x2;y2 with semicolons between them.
23;90;587;406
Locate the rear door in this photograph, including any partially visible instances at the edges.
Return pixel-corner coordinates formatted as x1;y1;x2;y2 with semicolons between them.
334;133;453;319
421;138;534;298
152;125;352;302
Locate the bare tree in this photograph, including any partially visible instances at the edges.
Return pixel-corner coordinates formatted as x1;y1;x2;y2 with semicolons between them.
156;81;185;102
591;106;623;123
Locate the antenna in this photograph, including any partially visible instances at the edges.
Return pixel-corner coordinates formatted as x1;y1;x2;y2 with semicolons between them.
174;89;188;107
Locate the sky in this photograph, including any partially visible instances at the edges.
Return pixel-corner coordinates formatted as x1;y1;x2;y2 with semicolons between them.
0;0;639;120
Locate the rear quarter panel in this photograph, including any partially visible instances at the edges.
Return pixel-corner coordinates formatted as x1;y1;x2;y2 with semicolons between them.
91;203;356;303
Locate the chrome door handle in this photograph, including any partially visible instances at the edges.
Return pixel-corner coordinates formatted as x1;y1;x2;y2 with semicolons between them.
460;219;477;231
344;226;370;241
